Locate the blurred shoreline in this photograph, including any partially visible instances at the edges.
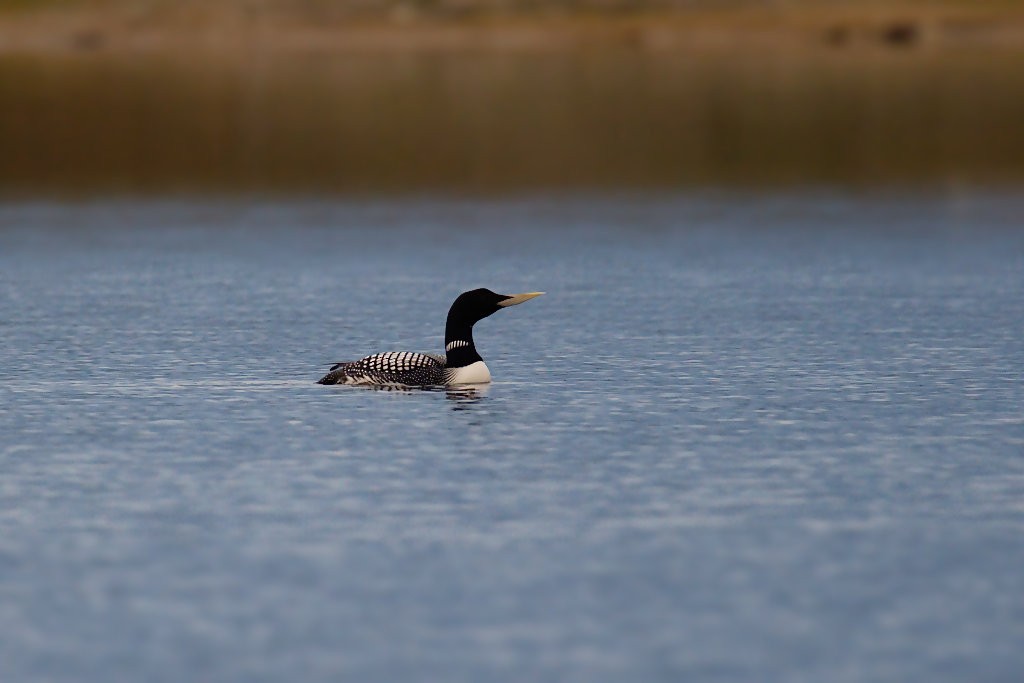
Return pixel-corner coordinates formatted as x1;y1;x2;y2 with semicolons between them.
2;1;1023;197
2;1;1024;56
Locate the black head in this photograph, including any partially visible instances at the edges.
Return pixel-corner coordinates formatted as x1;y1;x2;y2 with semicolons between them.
447;288;507;327
444;288;544;367
446;288;544;329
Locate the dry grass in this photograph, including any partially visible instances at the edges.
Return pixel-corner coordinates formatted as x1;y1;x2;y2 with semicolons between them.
0;0;1022;55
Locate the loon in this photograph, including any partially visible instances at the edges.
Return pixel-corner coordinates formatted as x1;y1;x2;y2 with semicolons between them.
317;288;543;387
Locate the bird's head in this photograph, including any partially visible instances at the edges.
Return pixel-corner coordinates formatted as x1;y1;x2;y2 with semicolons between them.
447;288;544;328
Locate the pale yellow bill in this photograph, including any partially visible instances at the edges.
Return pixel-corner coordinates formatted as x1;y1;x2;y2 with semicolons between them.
498;292;545;307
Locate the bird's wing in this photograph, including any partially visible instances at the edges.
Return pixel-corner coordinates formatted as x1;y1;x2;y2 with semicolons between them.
318;352;446;386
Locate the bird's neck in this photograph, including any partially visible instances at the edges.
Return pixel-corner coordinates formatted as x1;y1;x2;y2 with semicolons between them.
445;320;482;368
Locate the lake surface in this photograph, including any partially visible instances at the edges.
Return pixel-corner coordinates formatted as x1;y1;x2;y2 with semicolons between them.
1;194;1023;682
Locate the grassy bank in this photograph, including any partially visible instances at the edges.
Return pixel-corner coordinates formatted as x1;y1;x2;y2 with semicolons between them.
3;1;1023;196
1;0;1023;55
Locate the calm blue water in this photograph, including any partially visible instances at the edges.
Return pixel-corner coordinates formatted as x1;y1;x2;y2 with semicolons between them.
1;195;1023;682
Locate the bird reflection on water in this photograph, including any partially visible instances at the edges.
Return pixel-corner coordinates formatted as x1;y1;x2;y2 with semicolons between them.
355;382;491;410
443;383;491;411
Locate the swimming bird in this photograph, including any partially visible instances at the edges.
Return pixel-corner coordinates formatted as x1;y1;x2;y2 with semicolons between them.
317;288;543;387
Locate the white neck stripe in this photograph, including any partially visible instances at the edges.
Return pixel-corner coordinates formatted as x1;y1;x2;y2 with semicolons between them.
446;340;470;352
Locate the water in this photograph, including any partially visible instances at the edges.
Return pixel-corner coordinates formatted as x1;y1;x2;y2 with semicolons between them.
1;194;1022;682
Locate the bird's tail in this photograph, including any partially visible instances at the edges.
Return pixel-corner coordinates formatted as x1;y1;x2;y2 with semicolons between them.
317;361;355;385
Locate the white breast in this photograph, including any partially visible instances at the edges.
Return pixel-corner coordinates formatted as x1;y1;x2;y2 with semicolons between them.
448;361;491;385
